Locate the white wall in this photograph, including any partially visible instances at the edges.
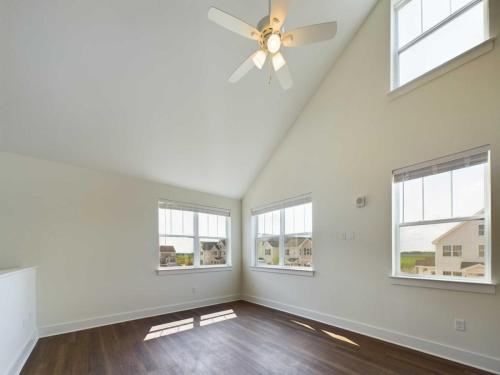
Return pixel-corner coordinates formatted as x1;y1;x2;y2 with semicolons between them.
242;0;500;370
0;152;241;331
0;268;37;375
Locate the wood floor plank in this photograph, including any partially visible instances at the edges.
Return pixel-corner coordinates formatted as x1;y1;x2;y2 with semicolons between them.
22;301;493;375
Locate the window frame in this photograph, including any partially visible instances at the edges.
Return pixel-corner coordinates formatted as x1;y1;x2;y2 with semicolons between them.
391;146;492;285
251;194;314;274
156;200;232;273
390;0;490;90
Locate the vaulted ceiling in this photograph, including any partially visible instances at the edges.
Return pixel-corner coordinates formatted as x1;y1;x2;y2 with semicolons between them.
1;0;376;198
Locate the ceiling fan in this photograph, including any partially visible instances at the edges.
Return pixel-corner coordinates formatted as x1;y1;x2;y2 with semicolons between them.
208;0;338;90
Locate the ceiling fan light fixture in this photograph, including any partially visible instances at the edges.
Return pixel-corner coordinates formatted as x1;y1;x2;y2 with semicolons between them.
252;50;267;69
272;52;286;71
266;33;281;54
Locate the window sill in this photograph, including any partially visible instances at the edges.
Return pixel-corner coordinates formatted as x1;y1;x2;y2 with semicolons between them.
390;275;496;294
156;265;232;276
389;37;495;100
250;266;315;277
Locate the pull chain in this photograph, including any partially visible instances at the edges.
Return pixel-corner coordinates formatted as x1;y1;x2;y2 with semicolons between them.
268;58;272;85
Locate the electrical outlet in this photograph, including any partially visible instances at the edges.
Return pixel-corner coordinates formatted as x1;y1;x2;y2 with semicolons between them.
455;319;466;332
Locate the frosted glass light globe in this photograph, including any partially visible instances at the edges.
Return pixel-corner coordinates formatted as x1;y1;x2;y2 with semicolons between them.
266;34;281;54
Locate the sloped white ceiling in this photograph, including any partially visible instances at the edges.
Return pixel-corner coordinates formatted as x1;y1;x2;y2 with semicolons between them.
1;0;376;198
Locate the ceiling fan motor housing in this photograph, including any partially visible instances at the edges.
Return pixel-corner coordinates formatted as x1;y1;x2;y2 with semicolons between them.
257;16;282;50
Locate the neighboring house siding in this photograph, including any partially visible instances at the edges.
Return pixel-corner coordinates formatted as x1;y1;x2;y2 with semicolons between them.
200;240;227;265
427;221;485;277
285;238;312;267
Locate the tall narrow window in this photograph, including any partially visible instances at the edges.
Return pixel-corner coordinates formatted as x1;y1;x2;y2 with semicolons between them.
392;146;491;281
391;0;489;88
252;195;313;269
158;201;230;269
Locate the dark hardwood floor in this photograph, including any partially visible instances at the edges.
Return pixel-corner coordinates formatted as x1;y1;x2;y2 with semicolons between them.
22;301;491;374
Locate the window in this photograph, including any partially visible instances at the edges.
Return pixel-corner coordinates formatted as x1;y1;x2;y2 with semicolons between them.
479;245;485;257
443;245;452;256
452;245;462;257
252;195;312;269
391;0;489;88
158;201;230;269
392;146;491;282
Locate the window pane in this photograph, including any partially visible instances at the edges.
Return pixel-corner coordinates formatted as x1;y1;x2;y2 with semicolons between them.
159;208;166;235
399;219;485;279
257;210;280;236
285;203;311;234
169;209;193;236
424;172;451;220
452;0;474;12
218;216;227;238
272;210;280;235
285;236;312;268
403;178;423;222
208;214;217;236
200;239;226;266
422;0;451;31
452;164;485;217
171;210;183;234
160;237;194;267
183;211;194;236
264;212;273;235
399;1;485;85
199;213;208;237
305;203;312;233
256;237;279;266
199;213;227;238
397;0;422;47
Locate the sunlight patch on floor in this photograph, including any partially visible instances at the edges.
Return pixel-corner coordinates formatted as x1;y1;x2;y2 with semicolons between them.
144;310;237;340
322;330;359;346
144;318;194;341
200;310;237;326
290;320;316;331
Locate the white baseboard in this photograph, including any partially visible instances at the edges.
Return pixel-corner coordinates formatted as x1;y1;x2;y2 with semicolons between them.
242;294;500;374
7;330;38;375
38;294;240;338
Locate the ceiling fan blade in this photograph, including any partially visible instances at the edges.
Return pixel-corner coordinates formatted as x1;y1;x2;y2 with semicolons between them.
273;55;293;90
282;21;337;47
269;0;291;31
229;51;265;83
208;7;260;40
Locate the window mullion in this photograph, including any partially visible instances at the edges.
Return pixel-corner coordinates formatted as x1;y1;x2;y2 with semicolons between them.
450;171;454;217
420;0;424;34
279;209;285;267
194;212;200;267
421;177;425;221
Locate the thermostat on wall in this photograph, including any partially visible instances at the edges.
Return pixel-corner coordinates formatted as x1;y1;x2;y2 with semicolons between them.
356;196;366;208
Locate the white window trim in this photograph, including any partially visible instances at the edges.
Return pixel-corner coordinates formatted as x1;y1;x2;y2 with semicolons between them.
250;265;315;277
389;0;493;96
157;265;232;276
390;275;495;294
388;37;495;99
391;146;493;290
251;194;314;275
156;200;232;273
